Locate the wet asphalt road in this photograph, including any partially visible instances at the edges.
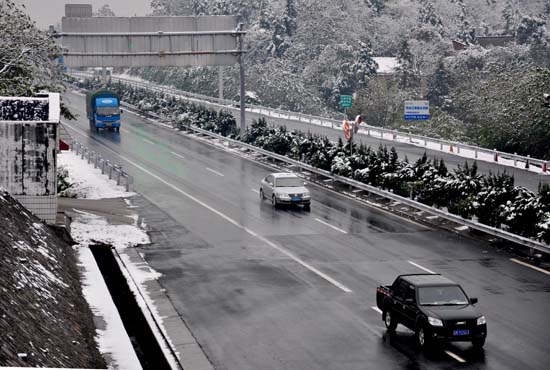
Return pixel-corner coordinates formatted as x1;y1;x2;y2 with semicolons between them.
63;91;550;370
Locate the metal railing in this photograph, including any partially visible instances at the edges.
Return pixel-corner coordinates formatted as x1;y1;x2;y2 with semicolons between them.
71;141;134;192
70;71;549;174
174;122;549;255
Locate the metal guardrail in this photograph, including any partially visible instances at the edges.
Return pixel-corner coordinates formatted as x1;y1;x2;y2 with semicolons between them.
71;141;134;192
171;122;549;255
70;71;549;174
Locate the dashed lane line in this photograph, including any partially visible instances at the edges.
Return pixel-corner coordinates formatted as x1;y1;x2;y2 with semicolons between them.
371;306;382;314
170;151;186;160
445;350;467;363
315;218;348;234
143;138;156;145
251;189;260;194
407;261;436;274
63;122;352;293
206;167;224;177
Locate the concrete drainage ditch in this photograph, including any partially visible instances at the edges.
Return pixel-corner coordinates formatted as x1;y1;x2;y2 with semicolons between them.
89;244;172;370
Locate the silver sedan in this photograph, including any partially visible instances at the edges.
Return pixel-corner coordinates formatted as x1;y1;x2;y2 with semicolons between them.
260;173;311;210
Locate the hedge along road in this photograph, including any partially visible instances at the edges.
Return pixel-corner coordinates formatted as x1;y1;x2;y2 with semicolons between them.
104;77;549;192
63;90;550;370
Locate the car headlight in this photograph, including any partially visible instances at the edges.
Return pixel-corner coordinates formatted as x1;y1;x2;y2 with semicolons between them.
428;317;443;327
276;192;289;198
303;192;311;199
477;316;486;325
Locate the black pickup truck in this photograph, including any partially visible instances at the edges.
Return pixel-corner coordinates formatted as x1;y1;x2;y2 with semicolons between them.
376;274;487;349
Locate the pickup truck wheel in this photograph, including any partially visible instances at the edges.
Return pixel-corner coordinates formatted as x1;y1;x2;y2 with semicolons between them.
472;338;485;349
272;195;278;208
416;325;430;349
383;309;397;331
259;189;265;200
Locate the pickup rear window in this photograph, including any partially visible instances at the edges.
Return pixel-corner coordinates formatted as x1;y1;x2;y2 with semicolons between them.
418;286;469;306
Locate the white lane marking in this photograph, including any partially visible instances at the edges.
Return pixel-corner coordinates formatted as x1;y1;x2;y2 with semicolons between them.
120;128;131;134
408;261;436;274
63;123;352;293
445;350;466;363
455;225;469;231
143;138;156;145
510;258;550;276
251;189;260;194
170;151;186;160
206;167;224;177
315;218;348;234
371;306;383;314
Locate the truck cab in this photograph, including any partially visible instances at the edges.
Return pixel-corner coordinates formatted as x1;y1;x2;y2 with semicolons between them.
376;274;487;349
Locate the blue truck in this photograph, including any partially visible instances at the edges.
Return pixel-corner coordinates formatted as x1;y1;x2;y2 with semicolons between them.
86;90;122;132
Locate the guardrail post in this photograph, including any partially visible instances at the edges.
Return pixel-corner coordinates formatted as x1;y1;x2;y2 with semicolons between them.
108;163;113;179
494;149;498;162
367;128;370;136
94;154;99;169
88;151;93;164
81;148;86;160
475;149;478;159
457;145;460;154
440;142;443;151
424;139;427;146
543;162;548;174
115;167;121;185
525;155;530;169
514;153;517;167
101;159;106;174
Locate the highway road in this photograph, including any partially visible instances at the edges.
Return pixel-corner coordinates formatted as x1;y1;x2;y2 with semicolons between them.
63;91;550;370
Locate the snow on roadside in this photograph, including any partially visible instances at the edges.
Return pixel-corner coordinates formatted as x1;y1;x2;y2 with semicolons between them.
70;211;149;250
59;148;180;370
78;247;142;370
58;150;136;199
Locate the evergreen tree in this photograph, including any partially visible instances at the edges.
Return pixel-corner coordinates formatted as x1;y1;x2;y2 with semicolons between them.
365;0;385;15
545;0;550;16
516;16;546;45
94;4;116;16
427;59;451;107
396;39;418;89
352;41;378;88
418;1;443;28
502;0;517;34
285;0;298;37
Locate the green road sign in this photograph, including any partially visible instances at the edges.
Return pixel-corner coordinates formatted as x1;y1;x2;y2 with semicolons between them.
340;95;352;108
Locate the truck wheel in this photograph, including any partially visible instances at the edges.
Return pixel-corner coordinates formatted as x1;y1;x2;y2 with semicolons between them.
383;309;397;331
116;127;120;133
415;324;430;350
96;127;99;133
472;338;485;349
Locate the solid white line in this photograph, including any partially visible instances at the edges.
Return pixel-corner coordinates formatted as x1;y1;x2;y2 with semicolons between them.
206;167;224;177
510;258;550;276
371;306;383;314
408;261;436;274
445;350;466;363
251;189;260;194
170;151;185;160
63;123;352;293
120;128;131;134
315;218;348;234
143;138;156;145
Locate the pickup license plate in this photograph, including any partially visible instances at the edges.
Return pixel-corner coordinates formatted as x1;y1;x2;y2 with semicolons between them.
291;197;302;202
453;329;470;336
106;122;112;127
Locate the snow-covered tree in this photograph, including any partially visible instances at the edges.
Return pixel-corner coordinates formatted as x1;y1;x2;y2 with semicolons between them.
516;16;546;45
396;39;419;89
94;4;116;16
418;0;443;28
351;41;378;88
427;59;451;107
0;0;64;98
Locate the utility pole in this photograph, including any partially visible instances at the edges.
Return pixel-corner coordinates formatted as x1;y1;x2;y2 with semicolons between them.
238;23;246;134
218;66;224;101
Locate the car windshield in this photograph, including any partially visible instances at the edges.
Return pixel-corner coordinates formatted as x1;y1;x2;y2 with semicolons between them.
418;286;469;305
97;106;119;116
276;177;303;187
